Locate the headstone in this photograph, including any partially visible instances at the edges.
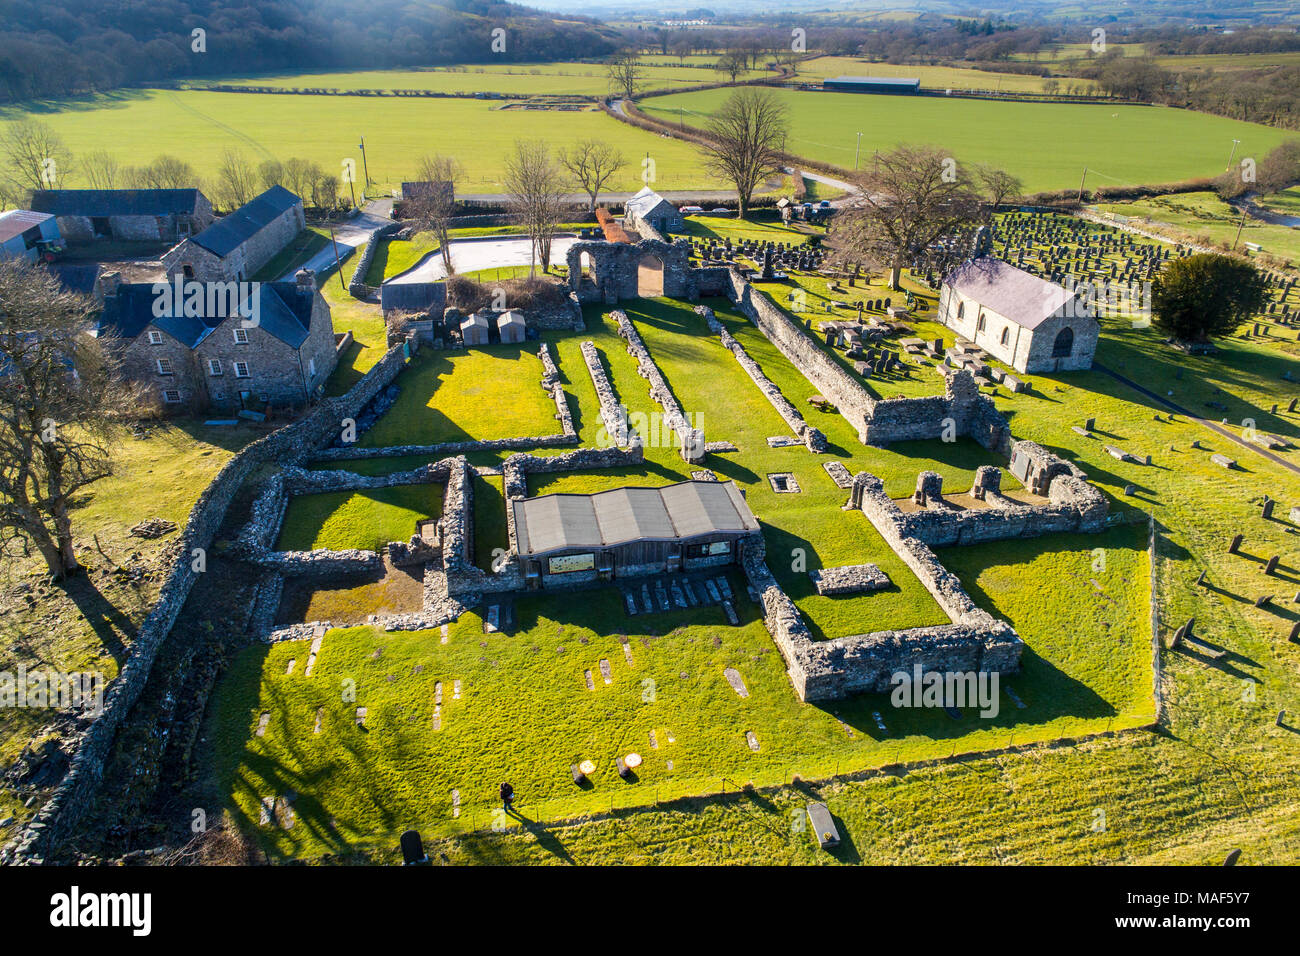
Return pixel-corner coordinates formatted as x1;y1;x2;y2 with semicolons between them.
1228;534;1243;554
1262;500;1275;520
400;829;428;865
1265;555;1280;575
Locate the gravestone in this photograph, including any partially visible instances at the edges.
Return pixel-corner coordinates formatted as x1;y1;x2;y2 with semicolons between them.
400;829;428;865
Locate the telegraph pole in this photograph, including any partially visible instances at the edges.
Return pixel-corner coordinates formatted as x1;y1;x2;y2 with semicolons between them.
854;132;862;170
1225;138;1241;172
1077;167;1088;203
358;136;372;191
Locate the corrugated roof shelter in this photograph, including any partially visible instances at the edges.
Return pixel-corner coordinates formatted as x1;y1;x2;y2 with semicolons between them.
0;210;59;262
514;480;759;558
823;76;920;94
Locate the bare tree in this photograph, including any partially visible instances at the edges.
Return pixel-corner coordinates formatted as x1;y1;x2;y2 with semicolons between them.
282;158;319;201
558;140;626;211
715;50;747;84
409;154;462;275
699;88;788;219
974;164;1023;221
831;144;984;290
214;149;259;211
503;140;567;274
81;150;122;190
0;118;73;195
258;158;286;191
607;51;645;102
129;155;198;189
0;259;144;579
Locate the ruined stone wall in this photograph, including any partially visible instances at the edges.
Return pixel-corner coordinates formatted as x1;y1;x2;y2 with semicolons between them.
581;340;630;446
695;304;826;452
9;341;412;863
566;238;696;304
725;271;873;442
612;309;692;442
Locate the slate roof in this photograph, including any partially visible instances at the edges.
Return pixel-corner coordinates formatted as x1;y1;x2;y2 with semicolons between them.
98;280;317;349
513;480;758;557
189;185;300;258
380;281;444;314
625;186;675;220
0;209;54;244
30;189;205;218
943;257;1082;331
48;263;102;296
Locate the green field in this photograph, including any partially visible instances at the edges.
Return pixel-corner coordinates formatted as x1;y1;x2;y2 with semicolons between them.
4;90;714;193
639;88;1292;193
200;60;769;96
277;485;443;554
1092;191;1300;264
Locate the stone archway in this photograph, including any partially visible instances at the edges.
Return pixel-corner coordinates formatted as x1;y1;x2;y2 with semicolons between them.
637;253;664;297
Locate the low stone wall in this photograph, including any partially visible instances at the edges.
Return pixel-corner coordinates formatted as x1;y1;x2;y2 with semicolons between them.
810;564;890;595
10;341;413;863
725;271;873;442
252;548;383;577
349;221;402;297
581;340;631;447
695;304;826;453
612;309;694;444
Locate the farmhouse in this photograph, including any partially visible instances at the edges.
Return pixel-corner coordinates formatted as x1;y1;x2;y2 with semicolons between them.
937;257;1098;373
0;210;60;262
624;186;684;237
30;188;214;243
823;76;920;94
161;185;304;283
96;268;336;413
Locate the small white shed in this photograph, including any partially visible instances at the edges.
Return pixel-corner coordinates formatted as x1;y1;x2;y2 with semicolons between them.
460;312;490;346
497;310;526;344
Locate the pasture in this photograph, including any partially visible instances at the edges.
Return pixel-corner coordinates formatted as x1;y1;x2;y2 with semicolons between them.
792;55;1099;93
639;87;1292;193
3;90;715;193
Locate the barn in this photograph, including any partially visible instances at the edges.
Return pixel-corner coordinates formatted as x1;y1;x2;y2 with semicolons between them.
938;257;1099;373
30;188;214;243
160;186;304;283
512;480;760;589
823;76;920;95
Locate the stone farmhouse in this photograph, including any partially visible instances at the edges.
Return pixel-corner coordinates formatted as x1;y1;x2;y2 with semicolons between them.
937;257;1099;373
624;186;684;237
96;268;337;413
161;185;304;283
0;209;60;262
30;188;214;243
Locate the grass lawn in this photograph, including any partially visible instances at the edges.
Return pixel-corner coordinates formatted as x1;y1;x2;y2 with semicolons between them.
359;346;563;447
318;244;389;397
1258;187;1300;217
277;484;443;553
1092;191;1300;265
639;88;1292;193
5;90;715;194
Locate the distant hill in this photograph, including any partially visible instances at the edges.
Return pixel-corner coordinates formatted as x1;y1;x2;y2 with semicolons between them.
0;0;623;103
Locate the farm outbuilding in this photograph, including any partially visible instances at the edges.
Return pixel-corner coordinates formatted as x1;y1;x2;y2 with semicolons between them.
460;312;490;345
512;480;761;589
497;310;526;343
624;186;684;237
823;76;920;94
0;210;60;262
30;188;214;243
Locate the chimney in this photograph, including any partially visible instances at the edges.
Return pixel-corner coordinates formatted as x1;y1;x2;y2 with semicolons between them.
99;271;121;298
295;268;316;294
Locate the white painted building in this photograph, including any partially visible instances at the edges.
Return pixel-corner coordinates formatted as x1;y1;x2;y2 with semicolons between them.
937;257;1099;374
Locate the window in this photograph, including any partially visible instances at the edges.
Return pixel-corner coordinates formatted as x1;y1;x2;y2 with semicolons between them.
1052;327;1074;358
162;389;181;404
147;330;163;345
1000;327;1010;347
308;357;316;377
234;361;250;379
976;311;986;333
156;357;173;376
181;264;194;280
233;328;249;344
957;302;965;321
208;359;223;376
